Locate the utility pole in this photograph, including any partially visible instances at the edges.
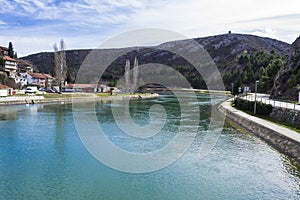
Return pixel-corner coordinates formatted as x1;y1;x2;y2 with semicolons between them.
254;80;259;115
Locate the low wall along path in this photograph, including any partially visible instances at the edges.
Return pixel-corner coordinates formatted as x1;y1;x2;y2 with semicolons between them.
218;100;300;163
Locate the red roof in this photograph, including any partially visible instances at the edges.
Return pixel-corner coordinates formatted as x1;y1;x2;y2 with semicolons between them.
0;84;12;89
28;72;46;79
3;56;16;62
44;74;54;79
0;46;8;51
17;59;33;66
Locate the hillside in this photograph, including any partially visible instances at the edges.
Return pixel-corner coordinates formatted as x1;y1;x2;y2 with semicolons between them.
271;36;300;101
21;33;290;91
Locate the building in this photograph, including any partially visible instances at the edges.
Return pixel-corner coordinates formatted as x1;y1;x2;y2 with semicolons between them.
14;74;28;88
0;45;17;78
0;84;12;96
17;60;33;73
21;72;54;88
44;74;54;88
26;72;46;87
0;46;8;56
3;56;17;78
63;84;100;92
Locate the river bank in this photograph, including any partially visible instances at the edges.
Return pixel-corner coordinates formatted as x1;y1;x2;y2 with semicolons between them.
218;99;300;163
0;93;159;106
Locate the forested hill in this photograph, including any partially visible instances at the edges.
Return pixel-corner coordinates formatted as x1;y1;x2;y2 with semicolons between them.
21;33;291;93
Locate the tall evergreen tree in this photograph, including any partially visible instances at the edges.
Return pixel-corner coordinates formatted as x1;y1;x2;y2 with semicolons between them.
0;57;4;70
8;42;14;58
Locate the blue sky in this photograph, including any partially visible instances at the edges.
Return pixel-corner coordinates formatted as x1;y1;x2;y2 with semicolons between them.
0;0;300;56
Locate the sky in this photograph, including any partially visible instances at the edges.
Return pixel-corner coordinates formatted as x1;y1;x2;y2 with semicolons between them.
0;0;300;57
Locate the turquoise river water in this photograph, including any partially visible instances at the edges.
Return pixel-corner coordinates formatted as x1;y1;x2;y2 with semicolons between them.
0;94;299;199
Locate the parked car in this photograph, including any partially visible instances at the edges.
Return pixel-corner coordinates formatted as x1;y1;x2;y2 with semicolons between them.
62;88;75;92
53;88;60;93
39;87;47;91
45;89;56;93
25;86;38;94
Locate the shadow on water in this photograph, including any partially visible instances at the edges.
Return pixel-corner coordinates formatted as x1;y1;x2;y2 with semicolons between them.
36;104;73;196
36;104;69;156
54;105;67;155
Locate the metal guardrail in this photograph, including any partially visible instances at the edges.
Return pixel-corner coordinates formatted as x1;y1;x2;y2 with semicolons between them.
241;95;300;111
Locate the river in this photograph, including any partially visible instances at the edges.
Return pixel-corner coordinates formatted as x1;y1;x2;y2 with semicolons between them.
0;94;299;199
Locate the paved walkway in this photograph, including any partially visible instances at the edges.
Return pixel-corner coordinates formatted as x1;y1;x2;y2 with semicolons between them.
219;99;300;143
241;93;300;111
0;93;160;106
0;95;44;102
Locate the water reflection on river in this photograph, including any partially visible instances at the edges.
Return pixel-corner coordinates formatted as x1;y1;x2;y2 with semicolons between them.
0;94;299;199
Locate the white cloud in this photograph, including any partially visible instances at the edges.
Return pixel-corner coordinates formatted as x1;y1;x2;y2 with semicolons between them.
123;0;300;41
251;28;279;40
0;0;15;13
0;0;300;56
0;20;6;25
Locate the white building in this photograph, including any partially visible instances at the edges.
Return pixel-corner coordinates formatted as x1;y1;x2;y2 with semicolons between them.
3;56;17;78
21;72;54;88
0;84;12;96
24;72;46;87
14;74;28;88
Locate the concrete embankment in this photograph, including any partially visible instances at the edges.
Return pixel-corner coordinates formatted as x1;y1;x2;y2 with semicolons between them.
218;100;300;163
0;93;159;106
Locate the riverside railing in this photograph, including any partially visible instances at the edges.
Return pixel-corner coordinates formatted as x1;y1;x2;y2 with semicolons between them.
241;95;300;111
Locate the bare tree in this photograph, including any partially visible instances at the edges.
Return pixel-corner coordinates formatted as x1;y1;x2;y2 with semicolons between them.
125;59;130;93
53;39;67;92
133;57;139;93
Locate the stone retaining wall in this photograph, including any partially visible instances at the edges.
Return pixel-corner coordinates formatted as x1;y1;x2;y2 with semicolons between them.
270;107;300;129
218;103;300;163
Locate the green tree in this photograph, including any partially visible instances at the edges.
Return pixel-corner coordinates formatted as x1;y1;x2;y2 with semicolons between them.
0;57;4;69
66;71;73;84
13;52;18;59
8;42;14;58
223;50;285;93
108;81;116;87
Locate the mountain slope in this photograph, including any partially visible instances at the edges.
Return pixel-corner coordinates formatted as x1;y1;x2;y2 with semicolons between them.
21;33;290;90
271;36;300;100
